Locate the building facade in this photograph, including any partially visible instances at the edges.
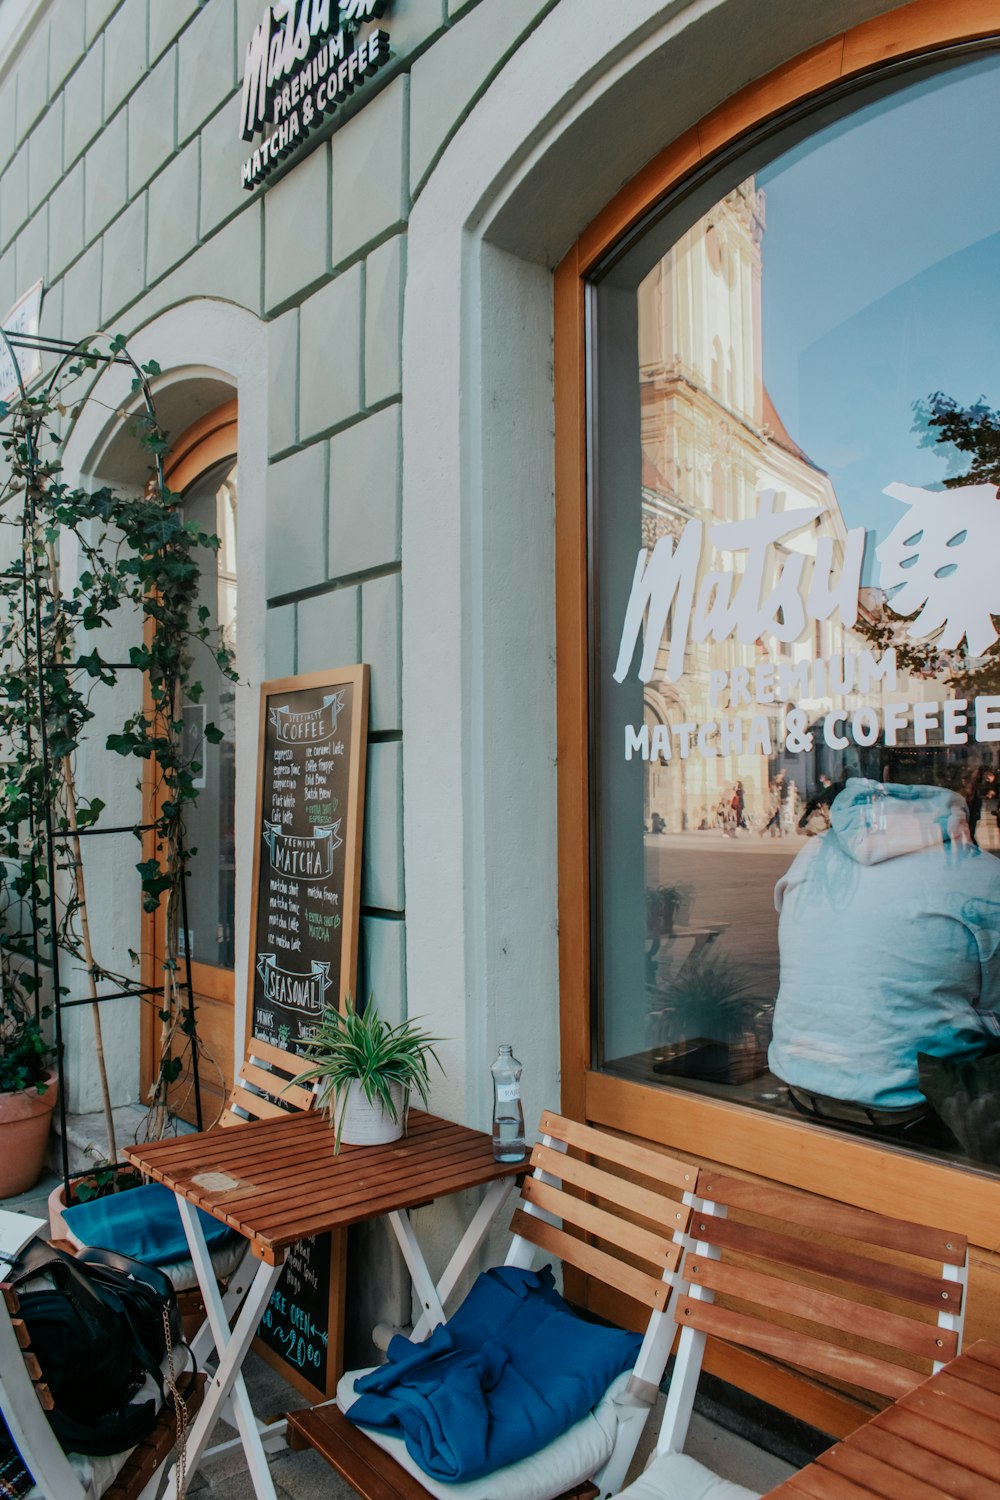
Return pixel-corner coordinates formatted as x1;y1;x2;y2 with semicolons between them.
3;0;1000;1418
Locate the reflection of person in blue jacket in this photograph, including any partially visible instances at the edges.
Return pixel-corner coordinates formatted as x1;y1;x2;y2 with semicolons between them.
769;779;1000;1130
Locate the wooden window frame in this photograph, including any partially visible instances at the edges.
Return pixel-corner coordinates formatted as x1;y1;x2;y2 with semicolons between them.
555;0;1000;1422
139;400;238;1106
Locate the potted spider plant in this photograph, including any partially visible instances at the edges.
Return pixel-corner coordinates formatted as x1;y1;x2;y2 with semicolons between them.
291;997;442;1153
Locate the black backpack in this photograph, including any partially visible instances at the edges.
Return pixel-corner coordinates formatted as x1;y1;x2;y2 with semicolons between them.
8;1237;193;1457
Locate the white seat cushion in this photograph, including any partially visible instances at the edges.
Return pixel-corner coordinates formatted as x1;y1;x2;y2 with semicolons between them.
617;1450;763;1500
150;1237;248;1292
62;1225;247;1292
337;1364;631;1500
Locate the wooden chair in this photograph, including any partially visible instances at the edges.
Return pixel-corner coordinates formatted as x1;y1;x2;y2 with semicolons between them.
218;1035;317;1126
0;1278;204;1500
615;1170;969;1499
62;1036;316;1278
287;1109;698;1500
61;1037;319;1351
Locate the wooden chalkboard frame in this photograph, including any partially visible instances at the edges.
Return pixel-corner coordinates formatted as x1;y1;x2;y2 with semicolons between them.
253;1230;348;1403
244;664;370;1054
244;664;369;1400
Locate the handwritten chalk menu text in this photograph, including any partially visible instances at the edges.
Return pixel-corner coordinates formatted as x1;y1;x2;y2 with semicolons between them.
256;1234;332;1395
247;667;369;1055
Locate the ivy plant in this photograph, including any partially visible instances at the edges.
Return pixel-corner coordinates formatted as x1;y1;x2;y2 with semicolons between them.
0;334;235;1157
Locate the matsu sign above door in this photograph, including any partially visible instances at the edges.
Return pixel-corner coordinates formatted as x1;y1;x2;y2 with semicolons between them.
239;0;392;191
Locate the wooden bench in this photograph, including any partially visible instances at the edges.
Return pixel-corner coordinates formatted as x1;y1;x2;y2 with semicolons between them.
616;1170;970;1499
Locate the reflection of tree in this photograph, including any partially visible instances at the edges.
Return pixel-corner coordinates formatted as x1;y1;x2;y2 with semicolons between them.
915;392;1000;489
854;391;1000;693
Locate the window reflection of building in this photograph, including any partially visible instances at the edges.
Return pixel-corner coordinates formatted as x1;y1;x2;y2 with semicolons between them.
637;181;858;830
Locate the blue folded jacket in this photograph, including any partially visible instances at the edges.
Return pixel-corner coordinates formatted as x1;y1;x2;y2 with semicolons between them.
347;1263;641;1483
62;1182;242;1265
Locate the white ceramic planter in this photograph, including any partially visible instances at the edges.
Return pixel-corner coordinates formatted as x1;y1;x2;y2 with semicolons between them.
337;1079;405;1148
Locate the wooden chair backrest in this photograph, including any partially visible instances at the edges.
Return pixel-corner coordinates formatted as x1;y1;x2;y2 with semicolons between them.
509;1109;696;1313
220;1036;317;1127
1;1282;55;1414
679;1170;968;1402
0;1278;83;1498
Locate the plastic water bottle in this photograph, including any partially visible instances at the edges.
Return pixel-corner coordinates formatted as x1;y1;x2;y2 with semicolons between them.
491;1045;526;1162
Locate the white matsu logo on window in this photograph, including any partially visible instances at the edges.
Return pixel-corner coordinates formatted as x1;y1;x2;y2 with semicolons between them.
614;482;1000;686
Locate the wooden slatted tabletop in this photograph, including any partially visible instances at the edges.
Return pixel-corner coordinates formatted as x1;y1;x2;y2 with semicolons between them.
125;1110;517;1265
764;1341;1000;1498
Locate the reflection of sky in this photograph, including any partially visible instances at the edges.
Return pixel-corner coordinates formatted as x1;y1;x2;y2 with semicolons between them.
758;55;1000;582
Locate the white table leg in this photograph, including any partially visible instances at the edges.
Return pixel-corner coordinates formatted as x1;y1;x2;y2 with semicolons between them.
161;1197;284;1500
391;1175;516;1341
191;1238;255;1365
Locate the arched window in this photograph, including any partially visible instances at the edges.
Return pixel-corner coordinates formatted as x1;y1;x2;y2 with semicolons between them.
586;44;1000;1176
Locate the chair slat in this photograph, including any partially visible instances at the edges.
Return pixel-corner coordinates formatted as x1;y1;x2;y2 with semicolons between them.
685;1257;958;1363
1;1284;19;1314
521;1177;685;1272
688;1211;963;1313
247;1036;307;1074
676;1297;919;1400
531;1143;689;1232
238;1060;315;1111
226;1086;288;1122
509;1209;670;1310
539;1112;697;1194
697;1174;967;1266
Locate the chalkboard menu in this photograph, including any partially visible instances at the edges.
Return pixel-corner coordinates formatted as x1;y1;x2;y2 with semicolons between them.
254;1230;347;1402
246;666;368;1398
245;666;369;1055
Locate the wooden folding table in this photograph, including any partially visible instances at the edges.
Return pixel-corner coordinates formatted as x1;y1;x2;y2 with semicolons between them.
764;1340;1000;1498
125;1109;519;1500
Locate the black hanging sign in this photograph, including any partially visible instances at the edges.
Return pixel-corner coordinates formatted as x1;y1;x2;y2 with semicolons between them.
239;0;395;192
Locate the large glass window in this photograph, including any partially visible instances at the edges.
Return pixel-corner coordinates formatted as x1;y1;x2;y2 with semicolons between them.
181;456;238;970
592;50;1000;1172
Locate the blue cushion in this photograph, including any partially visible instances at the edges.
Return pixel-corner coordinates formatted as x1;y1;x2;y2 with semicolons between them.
62;1182;241;1266
347;1264;641;1483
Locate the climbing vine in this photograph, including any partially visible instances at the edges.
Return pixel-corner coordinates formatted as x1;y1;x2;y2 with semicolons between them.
0;334;235;1157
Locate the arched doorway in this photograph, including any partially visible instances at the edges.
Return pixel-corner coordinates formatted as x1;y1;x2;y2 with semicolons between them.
141;402;239;1126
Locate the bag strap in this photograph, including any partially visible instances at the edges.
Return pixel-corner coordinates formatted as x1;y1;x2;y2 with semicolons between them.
9;1238;112;1326
76;1245;176;1301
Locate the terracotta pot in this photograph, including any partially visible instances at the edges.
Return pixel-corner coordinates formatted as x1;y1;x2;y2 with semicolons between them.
0;1071;58;1198
47;1179;70;1240
48;1164;145;1240
336;1079;405;1150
